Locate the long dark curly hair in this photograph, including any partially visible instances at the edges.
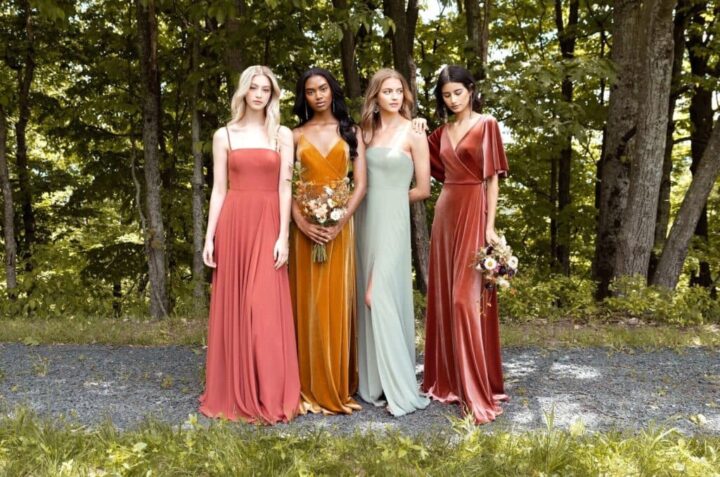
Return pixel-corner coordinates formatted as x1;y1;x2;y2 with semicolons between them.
293;68;358;160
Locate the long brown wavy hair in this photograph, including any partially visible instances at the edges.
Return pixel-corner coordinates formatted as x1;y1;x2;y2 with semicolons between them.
360;69;414;144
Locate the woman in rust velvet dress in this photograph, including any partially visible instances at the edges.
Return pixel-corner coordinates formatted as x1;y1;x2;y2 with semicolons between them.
422;66;509;424
199;66;300;423
289;68;367;414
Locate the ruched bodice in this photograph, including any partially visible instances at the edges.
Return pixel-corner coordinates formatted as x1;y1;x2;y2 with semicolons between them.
228;148;280;191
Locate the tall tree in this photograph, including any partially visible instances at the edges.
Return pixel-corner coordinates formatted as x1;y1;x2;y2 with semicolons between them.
592;0;639;298
136;0;170;318
0;105;17;296
553;0;579;276
614;0;677;280
333;0;363;99
650;0;690;278
383;0;431;293
224;0;248;99
685;0;716;291
12;0;37;258
652;119;720;289
463;0;491;81
190;17;207;315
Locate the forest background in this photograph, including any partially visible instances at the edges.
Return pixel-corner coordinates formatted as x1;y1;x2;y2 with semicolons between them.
0;0;719;325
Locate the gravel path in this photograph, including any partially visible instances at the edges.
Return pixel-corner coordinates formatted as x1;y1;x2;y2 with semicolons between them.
1;344;718;435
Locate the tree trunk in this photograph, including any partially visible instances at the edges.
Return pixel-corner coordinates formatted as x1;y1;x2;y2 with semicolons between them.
15;0;36;259
383;0;430;294
553;0;578;276
191;20;208;315
651;120;720;289
592;0;639;298
333;0;362;99
614;0;677;280
686;1;714;291
0;106;17;296
464;0;491;81
224;0;248;102
649;2;689;279
137;0;170;318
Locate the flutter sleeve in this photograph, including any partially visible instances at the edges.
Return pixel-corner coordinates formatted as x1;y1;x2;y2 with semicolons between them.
428;126;445;182
482;116;509;180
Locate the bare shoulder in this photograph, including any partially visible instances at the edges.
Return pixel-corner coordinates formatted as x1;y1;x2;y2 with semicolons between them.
278;125;293;145
213;127;228;141
292;126;303;143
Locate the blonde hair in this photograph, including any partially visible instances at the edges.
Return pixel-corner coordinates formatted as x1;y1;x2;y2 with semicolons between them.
360;68;414;144
229;65;281;146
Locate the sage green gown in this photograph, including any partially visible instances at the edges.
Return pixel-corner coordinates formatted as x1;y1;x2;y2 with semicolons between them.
355;146;430;416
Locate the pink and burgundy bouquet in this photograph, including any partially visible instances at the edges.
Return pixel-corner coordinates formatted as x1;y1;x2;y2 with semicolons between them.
473;235;518;290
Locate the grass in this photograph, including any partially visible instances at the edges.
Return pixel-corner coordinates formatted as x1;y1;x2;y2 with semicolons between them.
2;315;719;349
0;409;717;476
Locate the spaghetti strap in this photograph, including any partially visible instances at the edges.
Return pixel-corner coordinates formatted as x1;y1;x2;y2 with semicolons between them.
225;126;232;151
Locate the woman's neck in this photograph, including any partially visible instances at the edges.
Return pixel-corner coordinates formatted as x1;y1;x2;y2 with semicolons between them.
453;106;474;123
236;107;266;127
378;110;404;130
310;108;337;125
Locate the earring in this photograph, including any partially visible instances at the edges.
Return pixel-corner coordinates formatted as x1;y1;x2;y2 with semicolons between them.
304;103;309;120
373;104;379;114
332;100;335;113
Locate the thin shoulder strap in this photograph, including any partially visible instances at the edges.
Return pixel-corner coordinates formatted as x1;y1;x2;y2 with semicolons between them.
225;125;232;150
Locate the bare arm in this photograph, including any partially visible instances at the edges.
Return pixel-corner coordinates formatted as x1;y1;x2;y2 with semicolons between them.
202;128;229;267
408;129;430;203
273;126;293;268
485;174;500;245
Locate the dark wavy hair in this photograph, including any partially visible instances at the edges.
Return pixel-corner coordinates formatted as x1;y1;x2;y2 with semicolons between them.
434;65;482;120
293;68;358;160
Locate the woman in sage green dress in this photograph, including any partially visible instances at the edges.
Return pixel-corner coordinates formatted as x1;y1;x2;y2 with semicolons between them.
355;69;431;416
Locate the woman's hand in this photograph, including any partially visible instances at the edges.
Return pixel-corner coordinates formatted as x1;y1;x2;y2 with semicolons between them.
295;214;326;244
411;117;428;134
273;236;289;269
485;228;500;246
203;239;216;268
318;222;343;243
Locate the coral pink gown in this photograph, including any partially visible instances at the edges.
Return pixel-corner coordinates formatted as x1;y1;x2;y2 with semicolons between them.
199;137;300;424
422;115;509;424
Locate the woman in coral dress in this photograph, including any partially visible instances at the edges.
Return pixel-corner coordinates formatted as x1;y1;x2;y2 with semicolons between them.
199;65;300;423
422;65;510;424
289;68;367;414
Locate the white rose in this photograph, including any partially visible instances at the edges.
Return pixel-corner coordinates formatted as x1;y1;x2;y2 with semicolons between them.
483;257;497;270
317;215;327;224
324;186;334;196
327;199;336;208
497;278;510;289
330;209;343;221
508;256;519;269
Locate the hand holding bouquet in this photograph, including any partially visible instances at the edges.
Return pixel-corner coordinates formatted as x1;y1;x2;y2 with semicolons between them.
292;163;352;263
473;235;518;290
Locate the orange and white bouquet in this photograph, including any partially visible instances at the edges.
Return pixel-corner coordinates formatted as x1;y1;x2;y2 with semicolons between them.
473;235;518;290
292;163;352;263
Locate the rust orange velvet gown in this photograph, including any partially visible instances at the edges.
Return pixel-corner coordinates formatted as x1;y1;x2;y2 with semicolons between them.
289;135;360;415
199;145;301;424
422;115;509;424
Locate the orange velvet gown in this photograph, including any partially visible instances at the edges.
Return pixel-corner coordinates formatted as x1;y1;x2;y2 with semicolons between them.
422;115;509;424
289;135;360;414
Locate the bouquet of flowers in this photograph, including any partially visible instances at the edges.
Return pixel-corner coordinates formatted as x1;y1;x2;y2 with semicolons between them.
473;235;518;290
292;163;352;263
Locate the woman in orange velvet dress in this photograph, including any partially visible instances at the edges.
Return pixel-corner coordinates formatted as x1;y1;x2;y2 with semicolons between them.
288;68;367;414
422;65;509;424
199;66;300;424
